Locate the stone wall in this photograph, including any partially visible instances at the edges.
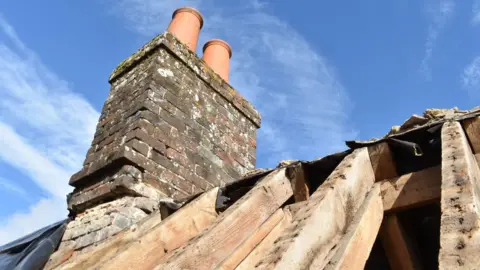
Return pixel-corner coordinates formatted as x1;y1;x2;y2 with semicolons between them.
58;32;260;253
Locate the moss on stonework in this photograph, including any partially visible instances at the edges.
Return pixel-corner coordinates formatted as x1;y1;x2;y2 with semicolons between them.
109;33;164;83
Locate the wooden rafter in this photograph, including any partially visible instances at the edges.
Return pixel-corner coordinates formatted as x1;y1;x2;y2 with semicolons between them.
462;116;480;154
156;168;294;270
368;142;398;181
286;162;309;202
252;148;376;269
217;209;285;269
236;209;293;269
439;121;480;269
323;184;384;270
380;214;422;270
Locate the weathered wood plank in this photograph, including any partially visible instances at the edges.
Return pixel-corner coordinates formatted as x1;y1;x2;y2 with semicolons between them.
380;165;441;212
218;209;284;270
55;188;220;270
286;163;309;202
253;148;375;269
368;142;398;181
235;209;293;270
155;168;293;270
462;116;480;154
322;184;383;270
439;121;480;269
380;214;421;270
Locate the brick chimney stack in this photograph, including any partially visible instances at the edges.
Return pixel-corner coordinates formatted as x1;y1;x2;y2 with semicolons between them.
57;7;261;253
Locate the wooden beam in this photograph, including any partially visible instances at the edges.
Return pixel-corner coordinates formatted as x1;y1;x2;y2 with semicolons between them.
462;116;480;154
322;184;383;270
368;142;398;181
235;209;293;270
380;165;441;212
155;168;294;270
380;214;422;270
286;162;309;202
217;209;284;270
54;188;220;270
253;147;376;269
439;121;480;269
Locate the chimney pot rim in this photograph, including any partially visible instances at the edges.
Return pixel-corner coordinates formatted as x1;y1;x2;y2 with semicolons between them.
203;39;232;58
172;7;204;29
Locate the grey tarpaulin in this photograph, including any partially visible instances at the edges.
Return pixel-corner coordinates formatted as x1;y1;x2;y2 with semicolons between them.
0;219;68;270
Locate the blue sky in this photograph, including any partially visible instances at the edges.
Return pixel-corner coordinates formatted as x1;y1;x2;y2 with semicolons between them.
0;0;479;244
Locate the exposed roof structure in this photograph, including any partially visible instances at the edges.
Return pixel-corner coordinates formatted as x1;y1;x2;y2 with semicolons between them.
42;107;480;269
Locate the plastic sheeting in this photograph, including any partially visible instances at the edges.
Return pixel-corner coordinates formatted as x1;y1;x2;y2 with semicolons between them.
0;219;68;270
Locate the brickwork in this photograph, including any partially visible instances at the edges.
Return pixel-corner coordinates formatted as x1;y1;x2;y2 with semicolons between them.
69;32;260;209
58;32;260;252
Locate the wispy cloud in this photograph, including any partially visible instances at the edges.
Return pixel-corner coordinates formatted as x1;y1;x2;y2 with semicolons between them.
473;0;480;25
0;16;99;244
462;56;480;98
0;177;29;201
111;0;355;165
420;0;455;80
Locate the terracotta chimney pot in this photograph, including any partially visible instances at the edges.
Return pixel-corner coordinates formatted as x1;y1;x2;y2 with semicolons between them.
202;39;232;82
167;7;203;52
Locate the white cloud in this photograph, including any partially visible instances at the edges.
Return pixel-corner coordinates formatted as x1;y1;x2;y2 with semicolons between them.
420;0;455;80
0;197;67;245
0;122;71;198
111;0;356;164
0;16;99;245
462;56;480;97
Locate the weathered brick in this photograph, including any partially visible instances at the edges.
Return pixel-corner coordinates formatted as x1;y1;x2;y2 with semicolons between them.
160;169;196;195
166;147;191;171
125;138;150;157
159;108;186;133
124;128;166;155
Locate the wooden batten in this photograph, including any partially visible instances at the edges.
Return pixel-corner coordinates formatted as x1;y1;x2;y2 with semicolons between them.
380;165;441;212
380;214;422;270
322;184;383;270
235;209;293;270
462;116;480;154
368;142;398;181
155;168;294;270
253;148;376;269
439;121;480;269
55;188;221;270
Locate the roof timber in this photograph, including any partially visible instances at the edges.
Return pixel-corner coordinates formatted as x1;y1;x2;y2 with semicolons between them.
286;162;309;202
156;168;294;269
368;142;398;182
380;165;441;213
217;208;285;270
253;148;375;269
380;214;422;270
463;116;480;154
322;184;383;270
439;121;480;269
236;209;293;269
